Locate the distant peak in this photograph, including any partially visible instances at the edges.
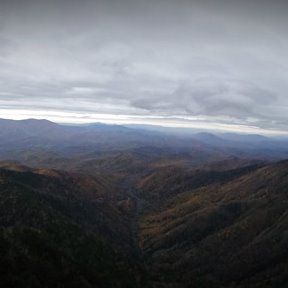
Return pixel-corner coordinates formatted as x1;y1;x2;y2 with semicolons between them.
22;118;56;124
0;118;57;125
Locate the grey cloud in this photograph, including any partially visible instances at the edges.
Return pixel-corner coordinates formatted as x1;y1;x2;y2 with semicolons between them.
0;0;288;132
129;79;277;121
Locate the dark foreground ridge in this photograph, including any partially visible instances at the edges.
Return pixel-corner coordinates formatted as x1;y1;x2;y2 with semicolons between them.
0;159;288;287
0;167;144;288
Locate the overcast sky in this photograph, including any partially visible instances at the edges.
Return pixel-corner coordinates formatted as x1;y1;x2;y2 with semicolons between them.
0;0;288;134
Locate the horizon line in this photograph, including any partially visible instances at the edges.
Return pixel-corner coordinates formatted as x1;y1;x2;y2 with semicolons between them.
0;116;288;137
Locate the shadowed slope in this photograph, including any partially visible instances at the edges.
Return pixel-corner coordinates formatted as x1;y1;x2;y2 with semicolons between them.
0;166;143;288
139;161;288;287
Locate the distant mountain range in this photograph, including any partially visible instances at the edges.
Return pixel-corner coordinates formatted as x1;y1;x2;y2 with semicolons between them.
0;118;288;165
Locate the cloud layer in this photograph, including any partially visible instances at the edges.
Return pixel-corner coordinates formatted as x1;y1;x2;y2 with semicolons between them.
1;0;288;133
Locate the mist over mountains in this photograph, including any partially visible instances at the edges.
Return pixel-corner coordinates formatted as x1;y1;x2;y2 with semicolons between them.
0;119;288;166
